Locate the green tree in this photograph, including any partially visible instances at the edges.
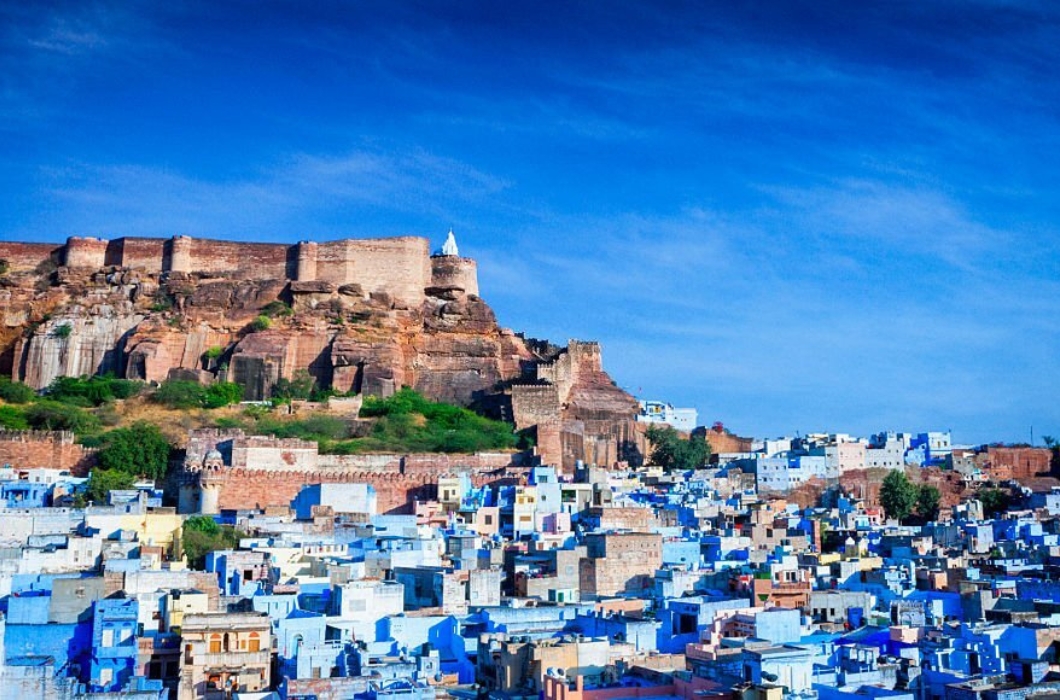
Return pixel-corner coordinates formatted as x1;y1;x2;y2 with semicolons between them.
47;374;142;406
182;516;243;570
980;488;1011;518
0;405;29;430
272;370;315;402
86;469;136;504
1045;436;1060;478
880;470;918;522
0;378;35;404
97;422;172;480
250;315;271;332
153;380;207;409
202;382;244;409
645;425;711;471
916;484;942;522
24;400;100;434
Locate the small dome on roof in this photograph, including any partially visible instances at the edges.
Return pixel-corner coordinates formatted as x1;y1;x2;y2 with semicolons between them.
205;449;222;461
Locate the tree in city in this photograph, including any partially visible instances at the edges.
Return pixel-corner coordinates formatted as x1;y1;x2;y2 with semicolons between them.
915;484;942;522
880;469;918;523
1045;436;1060;478
85;469;136;504
979;488;1011;518
645;425;711;471
182;516;243;570
97;421;173;480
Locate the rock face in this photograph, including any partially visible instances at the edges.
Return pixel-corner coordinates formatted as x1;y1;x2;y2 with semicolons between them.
0;235;641;469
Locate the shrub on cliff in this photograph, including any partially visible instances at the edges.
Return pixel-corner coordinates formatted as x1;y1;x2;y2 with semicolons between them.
0;378;35;404
47;374;142;406
97;421;173;481
153;380;243;410
250;315;272;332
153;380;206;409
203;382;244;409
24;400;100;435
272;370;315;402
0;405;29;430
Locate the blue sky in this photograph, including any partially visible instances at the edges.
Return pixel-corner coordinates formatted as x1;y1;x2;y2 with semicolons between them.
2;1;1059;444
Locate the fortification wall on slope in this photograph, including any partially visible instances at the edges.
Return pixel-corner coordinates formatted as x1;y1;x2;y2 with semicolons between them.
0;430;96;474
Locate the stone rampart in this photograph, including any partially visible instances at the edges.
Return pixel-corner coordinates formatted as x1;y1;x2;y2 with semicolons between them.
315;237;431;305
107;237;166;271
187;238;291;279
47;235;447;305
430;255;479;296
511;384;561;430
0;242;63;273
0;430;96;474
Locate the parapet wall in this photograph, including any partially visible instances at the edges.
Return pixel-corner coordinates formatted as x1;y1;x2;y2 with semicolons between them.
48;235;452;306
430;256;479;296
0;243;63;273
0;430;96;474
314;237;432;305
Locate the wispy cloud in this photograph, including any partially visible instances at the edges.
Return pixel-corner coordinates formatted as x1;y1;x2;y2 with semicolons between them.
16;149;508;241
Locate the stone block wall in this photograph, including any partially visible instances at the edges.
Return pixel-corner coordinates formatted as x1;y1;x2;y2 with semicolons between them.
0;242;63;272
187;238;290;279
108;237;166;271
315;237;431;305
430;255;479;296
512;385;561;430
0;430;96;474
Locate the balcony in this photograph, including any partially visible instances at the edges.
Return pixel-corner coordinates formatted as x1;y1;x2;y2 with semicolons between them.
198;650;271;669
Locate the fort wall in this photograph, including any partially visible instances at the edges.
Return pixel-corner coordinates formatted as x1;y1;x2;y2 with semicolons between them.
64;237;108;268
42;235;453;305
0;430;96;475
109;237;166;271
430;256;479;296
315;237;431;305
0;243;63;273
187;238;291;279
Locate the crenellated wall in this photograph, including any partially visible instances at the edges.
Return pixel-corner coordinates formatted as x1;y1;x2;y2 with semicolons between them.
0;430;97;474
20;234;471;306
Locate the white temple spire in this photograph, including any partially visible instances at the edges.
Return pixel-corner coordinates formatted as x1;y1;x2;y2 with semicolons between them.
441;228;459;256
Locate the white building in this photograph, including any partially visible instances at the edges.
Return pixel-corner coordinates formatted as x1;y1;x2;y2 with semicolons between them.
636;400;698;433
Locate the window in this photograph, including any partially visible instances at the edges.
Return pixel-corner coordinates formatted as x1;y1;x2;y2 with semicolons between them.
209;635;222;653
99;667;113;687
249;633;261;652
101;629;114;647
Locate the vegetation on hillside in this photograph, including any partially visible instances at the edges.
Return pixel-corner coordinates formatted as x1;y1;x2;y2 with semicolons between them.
153;379;243;410
1;371;519;458
215;387;521;454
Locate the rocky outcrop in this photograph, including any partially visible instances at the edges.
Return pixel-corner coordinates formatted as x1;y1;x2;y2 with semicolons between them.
0;236;641;469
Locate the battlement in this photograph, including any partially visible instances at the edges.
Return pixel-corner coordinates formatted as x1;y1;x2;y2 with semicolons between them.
0;430;77;445
0;233;480;307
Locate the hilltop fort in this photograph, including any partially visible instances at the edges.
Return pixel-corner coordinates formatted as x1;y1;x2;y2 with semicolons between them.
0;232;641;472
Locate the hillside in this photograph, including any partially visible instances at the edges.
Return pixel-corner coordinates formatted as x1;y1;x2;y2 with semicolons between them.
0;234;642;470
